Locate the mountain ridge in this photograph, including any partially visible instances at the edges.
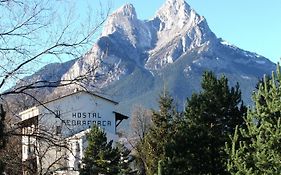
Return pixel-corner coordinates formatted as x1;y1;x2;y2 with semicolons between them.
16;0;275;114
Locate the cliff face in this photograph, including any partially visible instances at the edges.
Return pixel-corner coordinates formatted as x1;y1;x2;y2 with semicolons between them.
19;0;275;113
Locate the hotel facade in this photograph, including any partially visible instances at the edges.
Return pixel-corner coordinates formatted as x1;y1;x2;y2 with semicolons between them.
18;91;128;175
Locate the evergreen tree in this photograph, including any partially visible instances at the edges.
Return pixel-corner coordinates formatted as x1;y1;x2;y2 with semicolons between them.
227;65;281;174
80;125;120;175
116;143;132;175
141;91;179;175
180;71;247;174
138;72;246;174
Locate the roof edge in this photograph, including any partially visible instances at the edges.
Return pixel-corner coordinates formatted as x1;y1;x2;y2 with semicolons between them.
41;90;119;106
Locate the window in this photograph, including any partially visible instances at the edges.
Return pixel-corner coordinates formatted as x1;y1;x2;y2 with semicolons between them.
55;110;61;118
76;142;80;152
28;144;35;155
55;125;62;135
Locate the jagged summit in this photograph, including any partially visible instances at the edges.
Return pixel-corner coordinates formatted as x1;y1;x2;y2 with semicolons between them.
154;0;205;31
19;0;275;114
102;3;151;49
114;3;137;19
144;0;216;69
162;0;191;14
101;3;137;37
102;3;140;38
167;0;186;4
156;0;191;21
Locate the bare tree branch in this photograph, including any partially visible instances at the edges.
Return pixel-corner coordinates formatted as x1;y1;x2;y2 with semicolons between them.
0;0;113;174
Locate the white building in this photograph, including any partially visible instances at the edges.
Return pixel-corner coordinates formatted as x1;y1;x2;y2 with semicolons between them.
18;91;128;175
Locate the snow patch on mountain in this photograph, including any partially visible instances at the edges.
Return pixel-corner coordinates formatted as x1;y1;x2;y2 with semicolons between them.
241;75;252;80
220;40;235;47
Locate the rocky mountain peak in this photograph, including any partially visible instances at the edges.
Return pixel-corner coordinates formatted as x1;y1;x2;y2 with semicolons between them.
16;0;275;116
101;3;138;37
145;0;216;70
155;0;192;25
166;0;190;11
114;3;137;19
102;3;152;50
154;0;208;34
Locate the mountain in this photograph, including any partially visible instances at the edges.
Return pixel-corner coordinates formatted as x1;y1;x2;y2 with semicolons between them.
18;0;275;114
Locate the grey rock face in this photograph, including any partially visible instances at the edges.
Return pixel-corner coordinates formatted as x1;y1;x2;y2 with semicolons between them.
20;0;276;113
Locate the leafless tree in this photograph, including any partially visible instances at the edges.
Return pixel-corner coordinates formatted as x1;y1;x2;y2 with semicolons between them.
0;134;22;174
0;0;112;174
0;0;111;97
11;123;82;175
129;105;152;175
130;105;152;142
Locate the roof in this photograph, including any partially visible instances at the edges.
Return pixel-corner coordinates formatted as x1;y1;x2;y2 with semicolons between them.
66;128;91;140
113;111;129;120
19;106;38;116
18;90;119;116
39;90;119;106
16;115;38;127
114;111;129;128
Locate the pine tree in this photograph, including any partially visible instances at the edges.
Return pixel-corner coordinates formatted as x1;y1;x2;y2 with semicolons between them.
138;72;246;174
116;143;132;175
141;91;179;175
79;125;120;175
227;65;281;174
181;71;247;174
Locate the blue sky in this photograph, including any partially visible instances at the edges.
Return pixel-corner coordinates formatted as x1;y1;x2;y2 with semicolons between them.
105;0;281;63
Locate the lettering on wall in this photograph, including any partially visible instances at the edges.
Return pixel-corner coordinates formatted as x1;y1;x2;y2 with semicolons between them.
62;120;111;127
72;112;101;118
62;112;112;127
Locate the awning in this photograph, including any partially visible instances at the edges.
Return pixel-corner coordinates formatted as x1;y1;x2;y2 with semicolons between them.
16;116;38;127
113;111;129;127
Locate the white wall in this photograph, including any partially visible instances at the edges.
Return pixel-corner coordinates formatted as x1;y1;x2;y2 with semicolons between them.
38;92;117;137
21;91;122;174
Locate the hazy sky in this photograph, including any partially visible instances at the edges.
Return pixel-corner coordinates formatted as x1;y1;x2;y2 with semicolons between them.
104;0;280;63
